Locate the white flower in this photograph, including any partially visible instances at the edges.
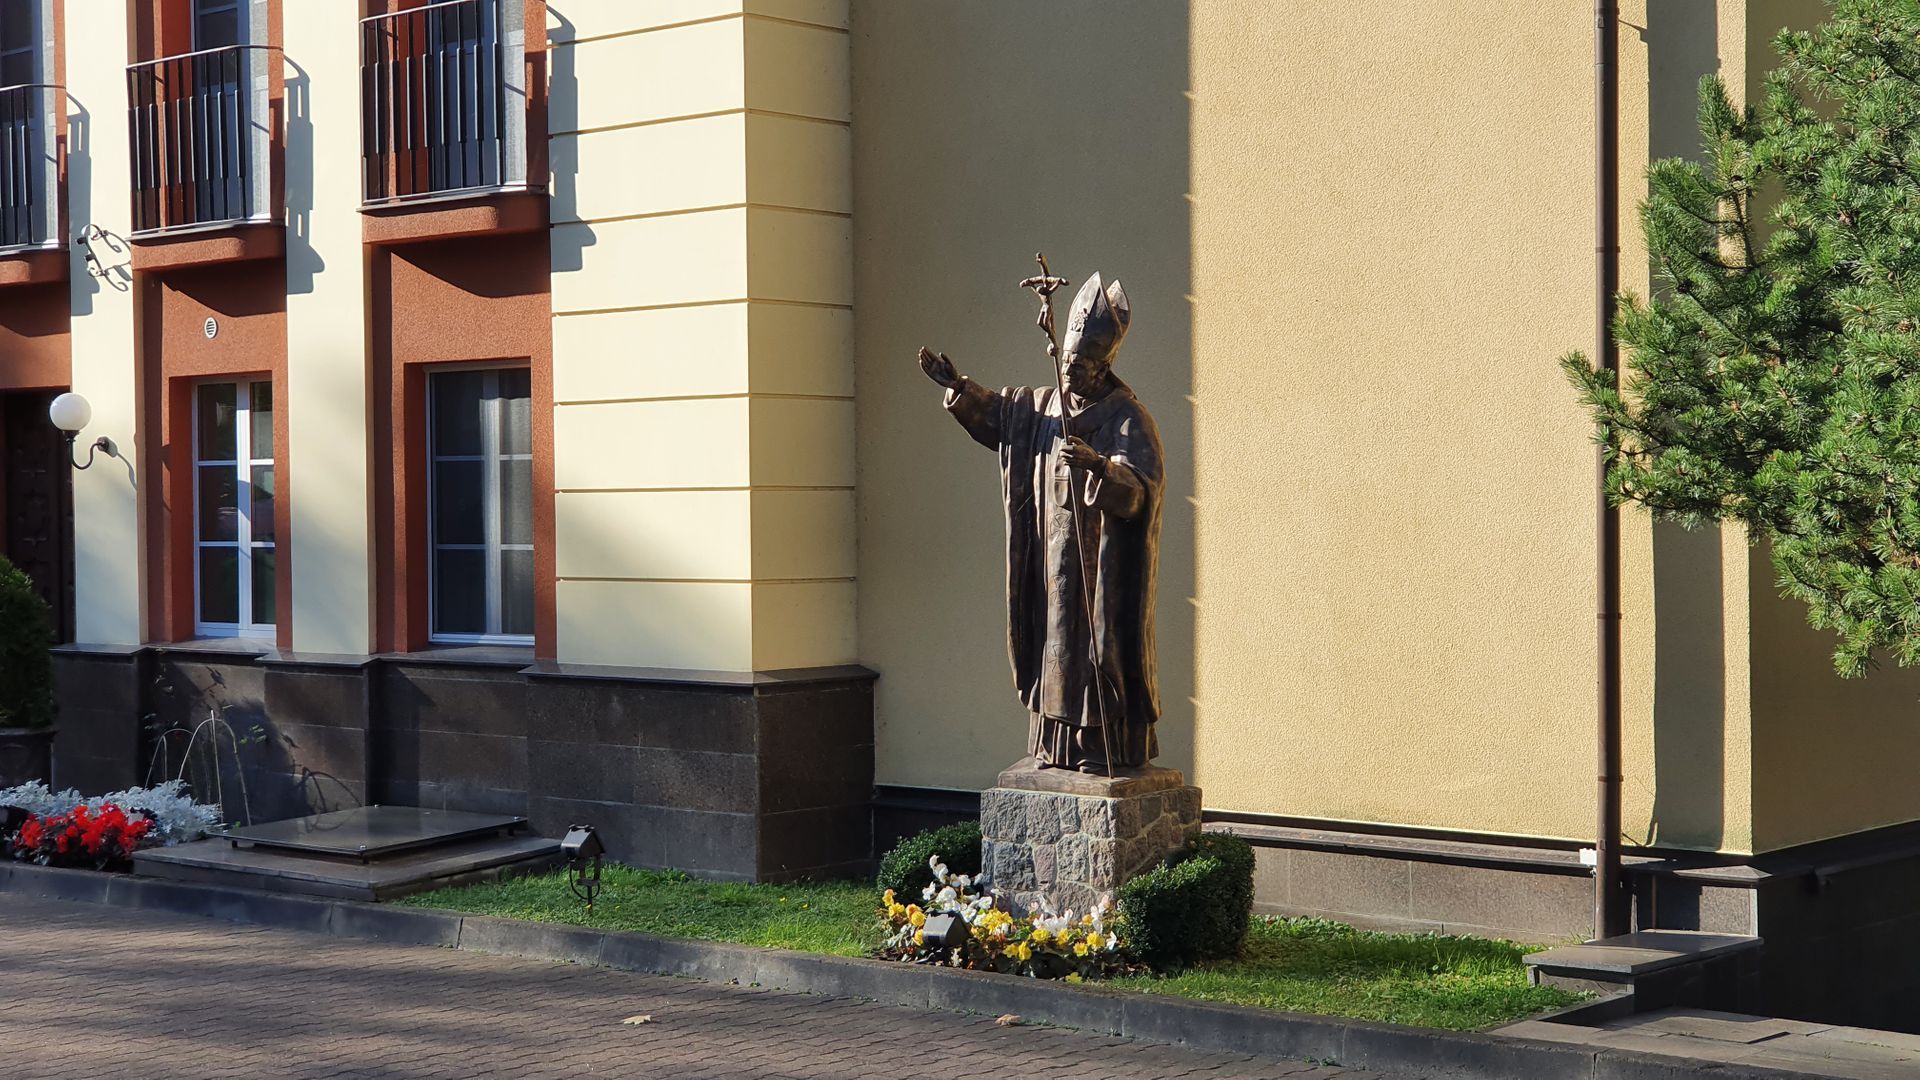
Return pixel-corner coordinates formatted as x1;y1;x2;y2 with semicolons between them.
922;882;937;901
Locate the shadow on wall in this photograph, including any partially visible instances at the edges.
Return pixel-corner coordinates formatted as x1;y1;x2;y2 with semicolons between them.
282;57;324;296
851;1;1195;790
1641;0;1726;851
138;660;362;827
545;7;592;275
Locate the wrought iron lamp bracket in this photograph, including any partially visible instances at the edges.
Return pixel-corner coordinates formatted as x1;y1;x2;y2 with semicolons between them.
67;433;112;470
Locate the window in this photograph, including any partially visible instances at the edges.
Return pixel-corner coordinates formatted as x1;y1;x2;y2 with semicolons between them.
0;0;36;86
193;0;241;49
193;380;275;637
428;368;532;643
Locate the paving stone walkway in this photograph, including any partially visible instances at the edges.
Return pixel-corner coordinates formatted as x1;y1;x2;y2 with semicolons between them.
0;896;1421;1079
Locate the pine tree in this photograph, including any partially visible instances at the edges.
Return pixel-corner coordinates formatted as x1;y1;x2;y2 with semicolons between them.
1567;0;1920;676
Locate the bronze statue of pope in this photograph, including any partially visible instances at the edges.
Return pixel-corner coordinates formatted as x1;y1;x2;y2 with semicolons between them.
917;272;1165;773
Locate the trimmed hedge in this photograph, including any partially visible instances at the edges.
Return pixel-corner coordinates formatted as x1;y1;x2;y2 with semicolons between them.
0;555;53;730
1117;831;1255;970
876;821;982;901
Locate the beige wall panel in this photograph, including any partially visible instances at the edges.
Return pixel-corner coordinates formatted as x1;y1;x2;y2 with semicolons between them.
1750;543;1920;850
744;208;851;306
850;0;1673;835
749;1;847;29
750;489;856;580
556;490;752;580
555;398;750;490
743;17;850;122
558;579;753;669
546;1;845;45
1740;0;1920;853
551;115;747;224
747;302;854;397
1611;1;1783;856
752;579;857;669
548;1;739;43
745;113;852;214
553;305;751;402
748;398;853;488
66;3;142;645
284;3;373;655
552;208;747;313
551;18;743;134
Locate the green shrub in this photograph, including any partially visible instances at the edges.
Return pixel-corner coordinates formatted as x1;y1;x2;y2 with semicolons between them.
1118;831;1255;970
876;821;981;901
0;556;53;730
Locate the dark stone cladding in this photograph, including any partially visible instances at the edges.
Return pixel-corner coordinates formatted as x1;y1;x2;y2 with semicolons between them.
47;645;875;884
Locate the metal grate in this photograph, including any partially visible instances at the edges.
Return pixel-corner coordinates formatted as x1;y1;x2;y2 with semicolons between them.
125;45;273;235
0;82;56;250
361;0;514;204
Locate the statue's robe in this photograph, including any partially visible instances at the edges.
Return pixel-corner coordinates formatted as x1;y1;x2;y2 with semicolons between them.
944;376;1164;771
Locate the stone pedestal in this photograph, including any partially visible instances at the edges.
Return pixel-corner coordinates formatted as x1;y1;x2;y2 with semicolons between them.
979;757;1201;915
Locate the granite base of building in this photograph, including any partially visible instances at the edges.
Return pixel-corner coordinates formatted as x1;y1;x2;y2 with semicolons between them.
47;644;876;884
979;757;1200;914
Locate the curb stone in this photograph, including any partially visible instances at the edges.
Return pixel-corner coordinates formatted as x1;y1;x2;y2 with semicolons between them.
0;862;1833;1080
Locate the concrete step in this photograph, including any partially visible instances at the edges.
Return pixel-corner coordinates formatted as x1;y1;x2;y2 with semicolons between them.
134;831;561;901
1502;1008;1920;1080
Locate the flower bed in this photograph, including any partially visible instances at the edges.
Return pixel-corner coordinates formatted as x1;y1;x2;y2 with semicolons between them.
402;863;1584;1031
8;803;153;870
0;780;224;872
880;857;1130;979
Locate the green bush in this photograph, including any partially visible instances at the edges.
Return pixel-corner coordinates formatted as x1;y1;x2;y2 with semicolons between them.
0;556;52;730
876;821;981;901
1118;831;1255;970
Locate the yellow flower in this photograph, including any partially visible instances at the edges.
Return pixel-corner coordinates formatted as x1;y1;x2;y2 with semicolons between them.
1011;943;1031;962
1086;933;1104;950
909;907;926;928
888;903;907;919
1073;943;1089;957
882;889;895;904
1030;928;1050;945
914;930;925;945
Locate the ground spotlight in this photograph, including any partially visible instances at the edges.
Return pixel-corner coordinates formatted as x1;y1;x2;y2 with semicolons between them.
561;824;604;912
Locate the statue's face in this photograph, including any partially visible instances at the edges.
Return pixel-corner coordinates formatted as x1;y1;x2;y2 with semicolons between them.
1059;339;1114;398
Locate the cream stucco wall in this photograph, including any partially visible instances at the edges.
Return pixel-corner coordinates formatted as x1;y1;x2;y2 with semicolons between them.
851;0;1817;850
548;0;855;671
283;1;372;656
64;0;141;646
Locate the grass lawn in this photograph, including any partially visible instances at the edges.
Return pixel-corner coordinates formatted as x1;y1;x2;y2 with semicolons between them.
402;867;1581;1030
1107;916;1582;1031
400;866;886;956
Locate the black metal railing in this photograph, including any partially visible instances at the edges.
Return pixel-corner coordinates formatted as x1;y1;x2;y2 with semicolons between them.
362;0;520;204
126;45;273;235
0;82;58;250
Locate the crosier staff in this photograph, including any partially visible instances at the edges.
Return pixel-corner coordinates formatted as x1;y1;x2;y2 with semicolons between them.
1019;253;1118;779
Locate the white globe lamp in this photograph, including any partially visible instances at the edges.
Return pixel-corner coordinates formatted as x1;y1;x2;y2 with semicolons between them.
48;392;90;433
48;392;110;470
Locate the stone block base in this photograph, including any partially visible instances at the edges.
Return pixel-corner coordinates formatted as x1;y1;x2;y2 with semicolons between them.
980;756;1200;915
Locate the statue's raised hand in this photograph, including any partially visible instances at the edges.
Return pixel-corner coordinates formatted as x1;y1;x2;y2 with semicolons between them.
917;346;962;390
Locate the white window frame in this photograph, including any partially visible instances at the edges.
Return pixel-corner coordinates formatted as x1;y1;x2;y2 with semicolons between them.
427;366;533;646
192;379;275;639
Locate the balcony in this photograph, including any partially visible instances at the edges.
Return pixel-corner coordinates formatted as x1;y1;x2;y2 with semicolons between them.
125;44;275;237
0;82;59;255
360;0;529;208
